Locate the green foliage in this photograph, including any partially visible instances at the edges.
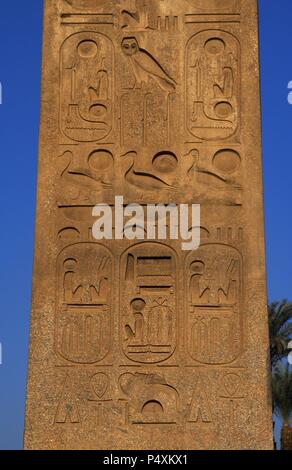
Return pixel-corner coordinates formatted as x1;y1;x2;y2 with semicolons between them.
269;300;292;366
269;300;292;447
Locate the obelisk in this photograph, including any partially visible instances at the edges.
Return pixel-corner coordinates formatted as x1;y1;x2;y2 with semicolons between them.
25;0;273;449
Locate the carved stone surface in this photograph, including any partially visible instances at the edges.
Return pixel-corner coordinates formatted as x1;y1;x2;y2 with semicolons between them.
24;0;273;449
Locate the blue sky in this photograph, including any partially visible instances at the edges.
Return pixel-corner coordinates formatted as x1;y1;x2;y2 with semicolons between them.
0;0;291;450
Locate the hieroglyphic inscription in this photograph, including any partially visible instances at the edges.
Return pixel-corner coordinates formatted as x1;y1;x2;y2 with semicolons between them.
24;0;273;450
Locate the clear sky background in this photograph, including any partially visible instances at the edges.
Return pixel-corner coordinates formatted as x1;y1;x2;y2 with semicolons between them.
0;0;291;450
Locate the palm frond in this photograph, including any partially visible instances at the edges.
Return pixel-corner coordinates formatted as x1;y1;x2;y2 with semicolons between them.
269;300;292;365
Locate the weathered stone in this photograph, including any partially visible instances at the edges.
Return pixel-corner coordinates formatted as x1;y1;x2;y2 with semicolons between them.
24;0;273;449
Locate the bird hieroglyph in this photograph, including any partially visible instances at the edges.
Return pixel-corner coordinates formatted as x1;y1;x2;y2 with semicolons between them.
121;37;176;92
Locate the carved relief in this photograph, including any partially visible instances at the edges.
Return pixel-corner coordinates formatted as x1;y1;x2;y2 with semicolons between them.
60;32;113;142
120;150;179;193
219;372;245;429
55;375;80;424
88;372;112;426
188;148;242;184
121;37;176;92
120;243;177;363
120;92;173;148
186;244;243;364
120;37;176;148
187;374;213;423
120;372;179;424
215;226;243;242
157;15;179;32
55;243;113;364
56;148;114;205
121;0;152;31
185;147;242;204
63;0;113;8
186;0;239;12
186;30;240;141
60;13;115;27
120;1;180;32
58;227;80;241
118;146;242;203
89;372;110;400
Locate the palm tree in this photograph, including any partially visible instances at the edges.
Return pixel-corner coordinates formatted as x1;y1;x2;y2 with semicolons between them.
269;301;292;366
272;363;292;450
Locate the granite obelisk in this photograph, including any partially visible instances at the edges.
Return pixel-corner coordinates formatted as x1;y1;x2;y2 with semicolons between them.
25;0;273;449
